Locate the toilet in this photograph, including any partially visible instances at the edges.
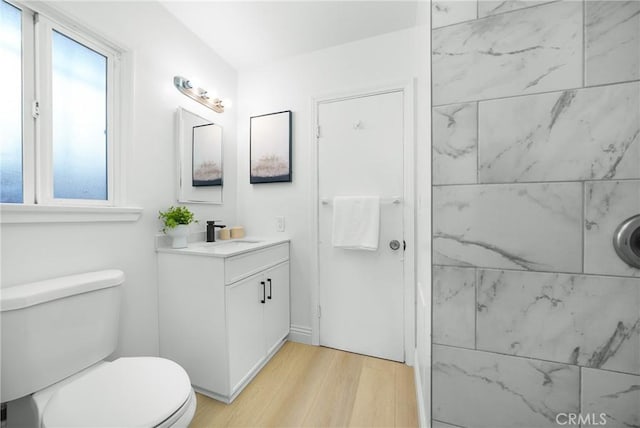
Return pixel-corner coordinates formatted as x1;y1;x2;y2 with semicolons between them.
0;270;196;427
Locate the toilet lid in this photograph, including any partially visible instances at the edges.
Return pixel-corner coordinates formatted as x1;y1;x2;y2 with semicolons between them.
43;357;192;428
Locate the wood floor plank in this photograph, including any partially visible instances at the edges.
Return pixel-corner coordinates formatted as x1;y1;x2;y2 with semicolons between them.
223;342;297;427
348;365;396;427
190;342;418;428
260;344;335;427
190;393;226;428
395;364;419;428
301;349;365;427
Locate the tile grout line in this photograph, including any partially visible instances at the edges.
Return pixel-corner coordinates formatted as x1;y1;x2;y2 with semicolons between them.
475;101;480;184
579;366;583;423
432;419;465;428
582;182;586;274
432;343;640;377
433;178;640;188
432;78;640;109
582;0;587;88
431;263;640;281
433;0;560;31
474;268;478;350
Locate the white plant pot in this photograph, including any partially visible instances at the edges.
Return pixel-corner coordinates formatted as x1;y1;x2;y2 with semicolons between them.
166;224;189;248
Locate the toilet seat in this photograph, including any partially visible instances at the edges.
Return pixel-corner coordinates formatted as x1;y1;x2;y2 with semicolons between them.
42;357;193;428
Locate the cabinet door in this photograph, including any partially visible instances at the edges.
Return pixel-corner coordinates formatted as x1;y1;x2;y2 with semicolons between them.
227;274;265;392
263;262;290;354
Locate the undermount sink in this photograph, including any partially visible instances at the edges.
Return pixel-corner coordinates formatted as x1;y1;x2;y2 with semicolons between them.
157;237;287;258
200;239;264;247
190;239;266;255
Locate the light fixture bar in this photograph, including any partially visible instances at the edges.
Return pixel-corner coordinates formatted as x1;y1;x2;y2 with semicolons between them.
173;76;225;113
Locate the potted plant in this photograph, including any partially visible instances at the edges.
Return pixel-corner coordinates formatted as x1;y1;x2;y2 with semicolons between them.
159;206;197;248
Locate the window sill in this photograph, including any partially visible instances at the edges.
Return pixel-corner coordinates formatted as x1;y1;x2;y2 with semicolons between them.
0;204;143;224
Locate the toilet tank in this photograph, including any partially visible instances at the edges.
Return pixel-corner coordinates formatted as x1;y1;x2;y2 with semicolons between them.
0;270;124;403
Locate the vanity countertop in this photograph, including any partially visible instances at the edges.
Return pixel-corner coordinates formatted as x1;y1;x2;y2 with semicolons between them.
156;237;289;258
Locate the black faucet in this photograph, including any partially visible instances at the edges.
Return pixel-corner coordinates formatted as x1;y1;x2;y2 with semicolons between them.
206;220;226;242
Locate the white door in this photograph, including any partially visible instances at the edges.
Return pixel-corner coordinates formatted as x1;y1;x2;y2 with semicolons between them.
318;91;404;362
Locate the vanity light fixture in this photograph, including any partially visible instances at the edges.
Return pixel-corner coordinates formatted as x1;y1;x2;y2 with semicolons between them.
173;75;226;113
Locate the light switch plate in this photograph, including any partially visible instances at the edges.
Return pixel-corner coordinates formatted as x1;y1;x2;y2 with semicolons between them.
276;216;285;232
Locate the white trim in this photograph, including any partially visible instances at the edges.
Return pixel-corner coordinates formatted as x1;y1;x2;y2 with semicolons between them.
20;5;36;205
0;204;142;224
35;16;118;206
20;0;125;54
414;348;428;428
287;325;313;344
403;80;416;366
309;80;417;363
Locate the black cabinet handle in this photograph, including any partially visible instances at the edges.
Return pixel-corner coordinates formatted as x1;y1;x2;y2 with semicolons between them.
260;281;266;304
267;278;272;300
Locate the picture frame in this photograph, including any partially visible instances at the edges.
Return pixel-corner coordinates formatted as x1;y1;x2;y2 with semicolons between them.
250;110;292;183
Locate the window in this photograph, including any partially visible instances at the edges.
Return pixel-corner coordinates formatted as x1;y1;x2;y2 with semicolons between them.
0;1;23;203
1;0;119;206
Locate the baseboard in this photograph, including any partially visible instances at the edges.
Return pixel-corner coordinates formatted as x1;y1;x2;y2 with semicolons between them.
414;348;428;428
287;324;312;344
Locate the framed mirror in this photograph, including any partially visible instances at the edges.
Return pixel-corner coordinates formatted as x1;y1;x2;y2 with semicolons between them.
176;107;223;204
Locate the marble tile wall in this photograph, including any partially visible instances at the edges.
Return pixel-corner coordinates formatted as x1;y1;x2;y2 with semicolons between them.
476;270;640;374
432;103;477;185
477;1;557;18
432;1;582;106
478;82;640;183
582;369;640;428
432;344;580;428
585;1;640;86
433;266;475;348
433;183;583;272
431;1;640;427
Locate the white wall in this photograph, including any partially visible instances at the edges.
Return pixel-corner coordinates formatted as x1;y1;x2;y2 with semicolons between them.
0;1;238;357
236;27;429;343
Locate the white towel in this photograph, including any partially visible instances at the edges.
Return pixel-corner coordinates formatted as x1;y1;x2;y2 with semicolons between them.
331;196;380;251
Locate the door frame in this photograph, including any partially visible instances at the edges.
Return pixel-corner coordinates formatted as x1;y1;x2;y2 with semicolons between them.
308;81;416;365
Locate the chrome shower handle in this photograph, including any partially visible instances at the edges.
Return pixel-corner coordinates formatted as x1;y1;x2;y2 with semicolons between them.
613;214;640;269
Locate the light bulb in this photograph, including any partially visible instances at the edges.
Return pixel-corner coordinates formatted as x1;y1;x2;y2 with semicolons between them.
222;98;233;109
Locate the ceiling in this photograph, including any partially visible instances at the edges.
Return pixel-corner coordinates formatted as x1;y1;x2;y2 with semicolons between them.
160;1;419;71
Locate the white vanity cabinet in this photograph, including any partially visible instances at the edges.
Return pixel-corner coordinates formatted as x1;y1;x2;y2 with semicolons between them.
227;261;289;391
157;241;290;403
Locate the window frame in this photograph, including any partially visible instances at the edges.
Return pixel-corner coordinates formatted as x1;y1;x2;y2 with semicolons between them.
1;0;140;222
35;14;118;206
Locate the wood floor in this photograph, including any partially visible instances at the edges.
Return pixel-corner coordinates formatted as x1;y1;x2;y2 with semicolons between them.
190;341;418;428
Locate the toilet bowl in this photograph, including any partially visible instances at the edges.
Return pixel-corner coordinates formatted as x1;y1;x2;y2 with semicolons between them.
0;270;196;427
36;358;196;428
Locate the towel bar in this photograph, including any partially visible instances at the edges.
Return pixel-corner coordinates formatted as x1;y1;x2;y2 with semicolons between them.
320;196;402;205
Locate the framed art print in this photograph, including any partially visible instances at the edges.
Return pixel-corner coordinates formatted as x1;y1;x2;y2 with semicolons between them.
250;110;292;183
192;123;223;187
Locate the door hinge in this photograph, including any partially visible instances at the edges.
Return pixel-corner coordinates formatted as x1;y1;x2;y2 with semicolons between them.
32;100;40;119
317;305;321;318
403;240;406;251
316;126;321;139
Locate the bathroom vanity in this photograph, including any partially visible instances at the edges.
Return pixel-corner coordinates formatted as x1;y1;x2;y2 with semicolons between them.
157;238;290;403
